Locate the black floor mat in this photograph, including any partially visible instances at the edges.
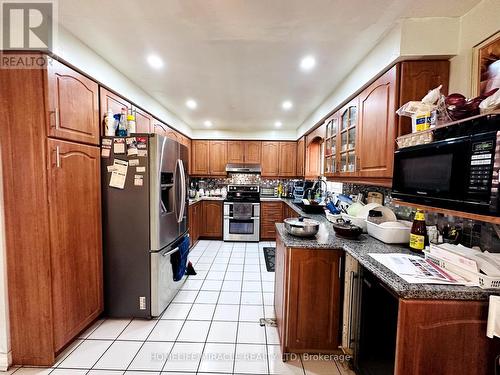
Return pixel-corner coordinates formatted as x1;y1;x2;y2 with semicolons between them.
263;247;275;272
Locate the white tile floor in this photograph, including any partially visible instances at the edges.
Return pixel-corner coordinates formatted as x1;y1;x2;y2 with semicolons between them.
8;241;354;375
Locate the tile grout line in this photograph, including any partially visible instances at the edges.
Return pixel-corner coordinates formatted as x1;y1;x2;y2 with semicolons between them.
195;241;234;374
231;241;248;375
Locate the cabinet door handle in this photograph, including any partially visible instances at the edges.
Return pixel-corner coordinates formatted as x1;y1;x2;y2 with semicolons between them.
55;146;61;168
49;108;59;128
338;257;342;279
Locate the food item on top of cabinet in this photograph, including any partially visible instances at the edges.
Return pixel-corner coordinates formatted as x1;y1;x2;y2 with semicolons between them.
409;209;427;252
479;88;500;113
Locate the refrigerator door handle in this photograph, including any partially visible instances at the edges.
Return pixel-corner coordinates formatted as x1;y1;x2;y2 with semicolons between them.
161;246;179;257
177;159;187;223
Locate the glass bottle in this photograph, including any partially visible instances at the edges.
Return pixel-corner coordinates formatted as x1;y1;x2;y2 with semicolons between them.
409;209;427;253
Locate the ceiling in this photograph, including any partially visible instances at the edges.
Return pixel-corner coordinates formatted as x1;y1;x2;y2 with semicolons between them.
58;0;480;132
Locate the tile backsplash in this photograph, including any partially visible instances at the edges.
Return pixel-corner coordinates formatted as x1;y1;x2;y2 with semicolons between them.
343;183;500;253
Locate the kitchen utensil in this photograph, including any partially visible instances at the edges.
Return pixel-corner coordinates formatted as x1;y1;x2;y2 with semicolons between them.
332;219;363;239
284;217;320;238
366;191;384;205
366;220;412;244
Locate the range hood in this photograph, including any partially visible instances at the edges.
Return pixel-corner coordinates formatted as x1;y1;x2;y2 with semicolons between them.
225;163;261;173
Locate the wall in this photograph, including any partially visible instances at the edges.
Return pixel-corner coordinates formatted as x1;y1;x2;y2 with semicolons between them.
449;0;500;96
191;129;297;140
54;26;193;137
0;150;11;371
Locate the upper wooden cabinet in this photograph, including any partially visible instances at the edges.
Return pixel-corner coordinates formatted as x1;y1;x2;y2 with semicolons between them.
133;107;153;134
209;141;228;175
261;141;280;177
244;141;262;164
322;60;449;186
398;60;450;136
279;142;297;176
192;140;210;175
99;88;132;133
227;141;245;163
46;59;100;145
152;122;168;136
227;141;262;164
358;66;397;179
296;137;305;177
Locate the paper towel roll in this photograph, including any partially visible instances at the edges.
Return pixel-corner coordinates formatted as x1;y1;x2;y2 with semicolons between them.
487;295;500;339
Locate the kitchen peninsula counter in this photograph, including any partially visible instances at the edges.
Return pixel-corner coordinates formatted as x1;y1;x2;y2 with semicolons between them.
276;199;497;301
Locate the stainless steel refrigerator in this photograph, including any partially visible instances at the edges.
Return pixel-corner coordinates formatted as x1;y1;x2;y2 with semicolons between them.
101;134;189;318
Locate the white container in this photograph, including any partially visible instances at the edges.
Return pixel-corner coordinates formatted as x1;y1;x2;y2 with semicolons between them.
104;110;116;136
342;205;397;233
366;220;412;244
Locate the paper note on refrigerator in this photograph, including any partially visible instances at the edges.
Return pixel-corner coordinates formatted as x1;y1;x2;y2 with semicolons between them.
109;159;128;189
113;138;126;154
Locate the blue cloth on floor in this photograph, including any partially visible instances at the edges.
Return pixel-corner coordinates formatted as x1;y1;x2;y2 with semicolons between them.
171;236;190;281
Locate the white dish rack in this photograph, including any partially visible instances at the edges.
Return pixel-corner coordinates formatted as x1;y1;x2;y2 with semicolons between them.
424;251;500;289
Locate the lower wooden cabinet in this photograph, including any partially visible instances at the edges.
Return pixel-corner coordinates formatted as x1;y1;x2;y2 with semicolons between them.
260;201;285;240
188;201;202;247
395;299;500;375
201;201;223;238
47;139;103;351
275;235;343;354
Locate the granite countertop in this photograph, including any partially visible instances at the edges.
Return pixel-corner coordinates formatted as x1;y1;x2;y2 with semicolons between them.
188;196;225;205
277;199;497;301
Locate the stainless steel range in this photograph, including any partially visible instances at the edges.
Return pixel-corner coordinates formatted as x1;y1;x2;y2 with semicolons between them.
223;185;260;242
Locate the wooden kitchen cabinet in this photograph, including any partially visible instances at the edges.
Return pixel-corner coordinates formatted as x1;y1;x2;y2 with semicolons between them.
201;201;223;238
398;60;450;136
260;201;284;240
279;142;297;176
188;201;202;247
322;60;449;186
261;141;280;177
152;122;168;136
47;139;103;351
209;141;228;175
275;235;343;355
191;140;210;175
47;59;100;145
244;141;262;163
357;66;397;179
296;137;305;177
395;299;500;375
227;141;245;163
99;87;132;134
133;107;153;133
1;59;103;366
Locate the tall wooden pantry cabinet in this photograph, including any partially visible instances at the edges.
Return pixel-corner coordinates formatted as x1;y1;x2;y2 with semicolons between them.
0;54;103;365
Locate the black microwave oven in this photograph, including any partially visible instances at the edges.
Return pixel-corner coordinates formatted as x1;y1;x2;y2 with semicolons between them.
392;130;500;215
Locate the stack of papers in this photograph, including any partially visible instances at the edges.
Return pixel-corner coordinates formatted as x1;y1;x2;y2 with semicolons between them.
369;253;470;285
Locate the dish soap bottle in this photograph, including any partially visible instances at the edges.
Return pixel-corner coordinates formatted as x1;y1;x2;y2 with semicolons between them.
409;209;427;253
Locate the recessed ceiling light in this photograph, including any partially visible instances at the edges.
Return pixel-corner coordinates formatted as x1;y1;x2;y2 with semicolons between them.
147;54;164;69
274;121;282;128
282;100;293;110
186;99;197;109
204;120;212;127
300;55;316;71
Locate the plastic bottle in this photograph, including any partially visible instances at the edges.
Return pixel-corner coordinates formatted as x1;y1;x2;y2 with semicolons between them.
127;114;136;134
104;110;115;136
117;108;128;136
409;209;427;253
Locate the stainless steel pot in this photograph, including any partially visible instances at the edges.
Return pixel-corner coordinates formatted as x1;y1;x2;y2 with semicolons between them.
284;217;320;237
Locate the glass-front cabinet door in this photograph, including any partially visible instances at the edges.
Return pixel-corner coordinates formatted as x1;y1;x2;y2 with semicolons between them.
323;115;338;176
339;100;358;174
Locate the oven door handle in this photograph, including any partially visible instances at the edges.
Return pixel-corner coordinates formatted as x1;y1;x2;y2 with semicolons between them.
224;216;260;220
348;271;358;345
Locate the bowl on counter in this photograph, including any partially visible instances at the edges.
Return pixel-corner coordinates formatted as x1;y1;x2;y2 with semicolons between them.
284;217;320;238
332;219;363;239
